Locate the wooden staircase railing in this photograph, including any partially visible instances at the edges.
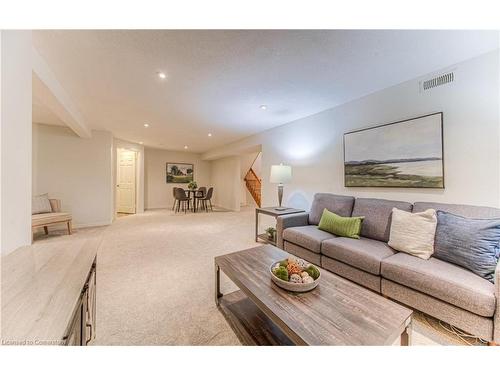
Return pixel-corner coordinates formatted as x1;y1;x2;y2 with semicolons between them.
244;168;261;207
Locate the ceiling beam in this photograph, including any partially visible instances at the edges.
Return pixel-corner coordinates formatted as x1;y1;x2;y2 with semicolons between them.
32;47;91;138
201;136;262;160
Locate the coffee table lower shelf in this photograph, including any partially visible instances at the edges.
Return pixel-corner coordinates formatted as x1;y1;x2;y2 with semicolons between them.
218;290;294;345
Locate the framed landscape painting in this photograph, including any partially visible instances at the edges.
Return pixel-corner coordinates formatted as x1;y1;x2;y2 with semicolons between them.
166;163;194;183
344;112;444;188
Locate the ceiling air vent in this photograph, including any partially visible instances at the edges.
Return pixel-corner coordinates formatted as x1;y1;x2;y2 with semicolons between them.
421;72;455;92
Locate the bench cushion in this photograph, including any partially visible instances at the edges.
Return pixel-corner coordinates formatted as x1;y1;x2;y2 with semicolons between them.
351;198;413;242
321;236;396;275
32;212;72;227
381;252;496;317
283;225;336;253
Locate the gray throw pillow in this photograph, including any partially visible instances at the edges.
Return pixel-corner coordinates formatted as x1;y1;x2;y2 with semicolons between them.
434;210;500;282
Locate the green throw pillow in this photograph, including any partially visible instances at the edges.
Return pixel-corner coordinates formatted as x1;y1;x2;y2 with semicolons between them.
318;208;364;239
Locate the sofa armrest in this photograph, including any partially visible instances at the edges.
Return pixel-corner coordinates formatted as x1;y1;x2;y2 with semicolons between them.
276;212;309;249
49;199;61;213
494;261;500;343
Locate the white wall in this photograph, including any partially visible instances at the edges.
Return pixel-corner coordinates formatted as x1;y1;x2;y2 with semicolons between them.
1;31;32;255
32;124;114;228
113;139;145;217
252;152;262;178
210;156;241;211
144;147;211;209
203;51;500;210
498;35;500;208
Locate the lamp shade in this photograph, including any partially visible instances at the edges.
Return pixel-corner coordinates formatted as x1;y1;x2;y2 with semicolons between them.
270;164;292;184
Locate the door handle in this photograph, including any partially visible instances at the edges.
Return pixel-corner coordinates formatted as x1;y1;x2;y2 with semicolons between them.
86;323;93;344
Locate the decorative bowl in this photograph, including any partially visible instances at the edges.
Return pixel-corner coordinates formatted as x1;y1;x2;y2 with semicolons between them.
270;260;321;293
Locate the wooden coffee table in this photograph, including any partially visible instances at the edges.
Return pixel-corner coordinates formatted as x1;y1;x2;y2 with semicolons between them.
215;245;413;345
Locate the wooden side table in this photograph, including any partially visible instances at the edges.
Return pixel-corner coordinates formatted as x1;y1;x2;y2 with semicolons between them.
255;207;305;246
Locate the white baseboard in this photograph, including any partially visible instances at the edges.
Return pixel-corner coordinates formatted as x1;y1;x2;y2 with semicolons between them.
73;220;112;229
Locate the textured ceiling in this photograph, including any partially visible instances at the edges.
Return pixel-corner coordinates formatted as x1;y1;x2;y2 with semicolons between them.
32;30;498;152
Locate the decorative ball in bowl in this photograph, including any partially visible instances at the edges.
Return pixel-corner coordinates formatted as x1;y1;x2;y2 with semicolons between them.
270;256;321;292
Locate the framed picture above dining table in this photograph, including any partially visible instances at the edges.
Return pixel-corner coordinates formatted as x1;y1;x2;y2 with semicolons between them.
166;162;194;183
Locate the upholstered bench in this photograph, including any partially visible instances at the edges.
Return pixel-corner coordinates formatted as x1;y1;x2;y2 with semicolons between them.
32;198;72;239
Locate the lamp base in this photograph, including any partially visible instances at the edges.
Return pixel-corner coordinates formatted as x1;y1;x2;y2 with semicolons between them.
275;207;289;211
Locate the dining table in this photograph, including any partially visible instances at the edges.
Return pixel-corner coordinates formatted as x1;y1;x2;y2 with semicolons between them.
186;189;203;212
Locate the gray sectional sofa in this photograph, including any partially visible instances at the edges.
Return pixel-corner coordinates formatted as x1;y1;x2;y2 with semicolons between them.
276;193;500;344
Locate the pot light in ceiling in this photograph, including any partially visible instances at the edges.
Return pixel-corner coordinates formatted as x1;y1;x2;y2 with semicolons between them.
208;133;212;137
143;123;150;128
260;105;267;110
157;71;167;80
139;141;143;145
184;145;188;150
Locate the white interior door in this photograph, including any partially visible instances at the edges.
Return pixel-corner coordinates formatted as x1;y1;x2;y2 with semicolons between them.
117;150;136;214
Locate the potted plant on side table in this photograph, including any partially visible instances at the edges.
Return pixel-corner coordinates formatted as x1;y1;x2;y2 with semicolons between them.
265;227;277;242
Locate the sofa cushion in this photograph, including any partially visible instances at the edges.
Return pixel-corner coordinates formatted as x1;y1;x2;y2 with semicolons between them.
309;193;355;225
284;242;321;266
381;252;496;317
283;225;336;253
321;236;396;275
351;198;413;242
434;211;500;282
32;212;72;227
413;201;500;219
321;256;382;292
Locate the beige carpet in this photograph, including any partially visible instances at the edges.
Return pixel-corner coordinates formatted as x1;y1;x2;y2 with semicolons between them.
34;207;486;346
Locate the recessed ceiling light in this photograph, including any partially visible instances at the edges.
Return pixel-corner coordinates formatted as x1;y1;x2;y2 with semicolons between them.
143;123;149;128
208;133;212;137
260;105;267;110
139;141;143;145
157;71;167;80
184;145;188;149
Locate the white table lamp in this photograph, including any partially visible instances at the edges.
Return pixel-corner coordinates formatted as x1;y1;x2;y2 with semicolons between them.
270;163;292;210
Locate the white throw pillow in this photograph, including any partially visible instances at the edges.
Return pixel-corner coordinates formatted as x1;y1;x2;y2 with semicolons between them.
388;208;437;260
32;193;52;214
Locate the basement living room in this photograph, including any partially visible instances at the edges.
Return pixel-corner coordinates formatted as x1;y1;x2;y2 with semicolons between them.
1;5;500;374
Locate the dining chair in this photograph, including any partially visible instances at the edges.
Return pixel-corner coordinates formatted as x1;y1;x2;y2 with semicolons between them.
172;187;179;210
174;188;192;213
196;187;207;199
197;187;213;212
